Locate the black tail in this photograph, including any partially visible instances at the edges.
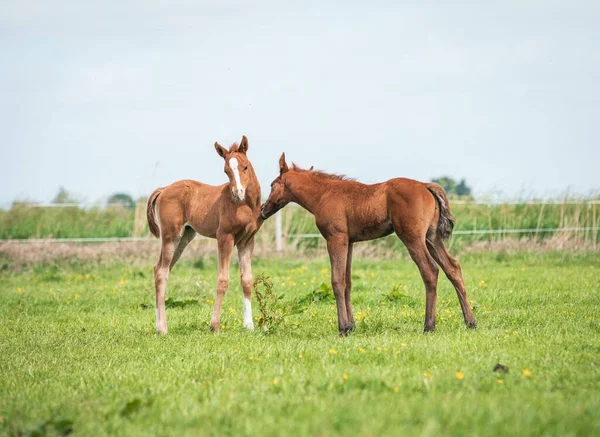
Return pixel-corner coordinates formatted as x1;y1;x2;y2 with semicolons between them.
146;188;163;238
426;183;455;239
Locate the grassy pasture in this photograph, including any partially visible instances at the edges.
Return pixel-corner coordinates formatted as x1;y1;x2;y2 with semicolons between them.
0;252;599;436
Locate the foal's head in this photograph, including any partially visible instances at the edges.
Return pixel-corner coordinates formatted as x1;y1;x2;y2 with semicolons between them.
260;153;295;219
214;135;255;203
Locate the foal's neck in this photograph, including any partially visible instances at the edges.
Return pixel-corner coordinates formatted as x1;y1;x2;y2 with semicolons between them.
287;173;331;214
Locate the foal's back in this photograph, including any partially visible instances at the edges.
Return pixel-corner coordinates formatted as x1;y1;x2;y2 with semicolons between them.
317;177;437;242
152;179;227;239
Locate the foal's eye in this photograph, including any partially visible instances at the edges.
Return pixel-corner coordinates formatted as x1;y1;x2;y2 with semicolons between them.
244;166;248;172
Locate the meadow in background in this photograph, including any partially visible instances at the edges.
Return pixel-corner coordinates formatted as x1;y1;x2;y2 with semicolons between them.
1;196;599;247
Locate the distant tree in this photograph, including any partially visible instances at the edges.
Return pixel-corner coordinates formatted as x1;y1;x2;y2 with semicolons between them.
52;186;78;204
431;176;473;199
108;193;135;209
455;179;472;197
431;176;456;195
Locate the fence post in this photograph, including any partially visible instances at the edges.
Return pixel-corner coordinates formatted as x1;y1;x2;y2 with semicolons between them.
275;210;283;252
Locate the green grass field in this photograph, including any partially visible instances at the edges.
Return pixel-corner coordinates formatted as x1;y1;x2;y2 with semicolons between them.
1;252;599;436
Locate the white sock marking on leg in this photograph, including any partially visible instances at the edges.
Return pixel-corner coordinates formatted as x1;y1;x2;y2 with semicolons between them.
243;296;254;330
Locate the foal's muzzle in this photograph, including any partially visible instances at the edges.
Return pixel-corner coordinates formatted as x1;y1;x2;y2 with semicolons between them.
232;189;245;203
260;203;272;220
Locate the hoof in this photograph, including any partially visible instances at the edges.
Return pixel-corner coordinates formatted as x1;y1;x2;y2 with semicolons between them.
338;325;354;337
210;322;220;332
347;322;356;332
423;326;435;334
243;321;255;331
156;326;168;335
466;320;477;329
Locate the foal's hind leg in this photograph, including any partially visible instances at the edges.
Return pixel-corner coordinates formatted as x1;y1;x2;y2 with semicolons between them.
154;236;180;334
426;236;477;329
401;236;440;333
169;226;196;271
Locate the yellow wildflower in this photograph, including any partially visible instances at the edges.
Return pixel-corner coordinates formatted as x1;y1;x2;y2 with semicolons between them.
522;369;532;377
272;379;279;386
358;348;365;354
455;371;464;380
424;371;432;378
329;349;338;355
342;374;348;380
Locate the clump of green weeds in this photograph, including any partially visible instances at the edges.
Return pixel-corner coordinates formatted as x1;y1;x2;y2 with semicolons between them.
382;284;413;303
253;274;287;333
297;282;334;306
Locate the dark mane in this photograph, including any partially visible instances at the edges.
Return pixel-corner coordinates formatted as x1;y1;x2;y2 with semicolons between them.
292;163;354;181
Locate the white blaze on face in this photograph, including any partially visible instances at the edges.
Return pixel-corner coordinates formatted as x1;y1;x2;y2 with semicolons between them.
229;157;245;201
243;296;254;330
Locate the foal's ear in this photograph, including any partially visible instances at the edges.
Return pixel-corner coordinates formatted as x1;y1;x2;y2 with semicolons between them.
238;135;249;154
279;153;289;174
214;142;228;159
309;165;314;171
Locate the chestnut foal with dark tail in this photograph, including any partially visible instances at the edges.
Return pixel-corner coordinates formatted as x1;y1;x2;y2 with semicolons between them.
147;136;262;334
261;154;477;335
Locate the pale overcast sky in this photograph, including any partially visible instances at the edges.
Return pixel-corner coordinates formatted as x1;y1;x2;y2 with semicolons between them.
1;1;599;205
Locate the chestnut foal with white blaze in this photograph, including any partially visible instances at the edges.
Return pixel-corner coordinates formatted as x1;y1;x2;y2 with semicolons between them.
147;136;262;334
260;154;477;335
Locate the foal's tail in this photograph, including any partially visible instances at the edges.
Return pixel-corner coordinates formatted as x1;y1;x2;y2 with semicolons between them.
426;183;455;239
147;188;163;238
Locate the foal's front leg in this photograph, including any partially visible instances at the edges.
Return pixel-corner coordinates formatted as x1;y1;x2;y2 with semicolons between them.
345;243;355;331
238;238;255;330
326;235;350;336
210;234;234;331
